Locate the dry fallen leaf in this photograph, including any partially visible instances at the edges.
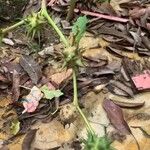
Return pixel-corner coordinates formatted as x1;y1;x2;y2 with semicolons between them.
22;129;37;150
50;69;72;85
31;120;75;149
110;0;131;15
103;98;131;135
20;55;42;84
12;69;20;102
110;98;145;108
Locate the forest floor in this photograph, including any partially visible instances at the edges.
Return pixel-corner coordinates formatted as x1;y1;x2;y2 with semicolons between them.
0;0;150;150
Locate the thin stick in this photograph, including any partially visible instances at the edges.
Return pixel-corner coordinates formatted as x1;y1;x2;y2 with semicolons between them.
74;9;129;23
66;0;77;21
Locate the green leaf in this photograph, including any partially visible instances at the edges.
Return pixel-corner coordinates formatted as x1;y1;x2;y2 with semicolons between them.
75;58;84;67
72;16;88;45
41;85;63;100
10;120;20;135
83;132;115;150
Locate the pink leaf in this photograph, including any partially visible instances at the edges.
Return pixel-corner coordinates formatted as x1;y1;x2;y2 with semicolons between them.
23;100;39;113
22;86;43;113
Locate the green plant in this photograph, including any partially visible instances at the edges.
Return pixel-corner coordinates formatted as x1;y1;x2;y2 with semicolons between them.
83;133;114;150
10;119;20;135
41;85;63;100
62;16;94;134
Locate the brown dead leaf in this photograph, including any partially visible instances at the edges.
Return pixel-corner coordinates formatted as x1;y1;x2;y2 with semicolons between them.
12;70;20;102
112;128;150;150
98;2;117;16
0;73;8;83
107;46;141;60
109;80;134;97
110;0;131;15
111;99;145;108
103;98;131;134
79;33;100;50
107;84;129;97
8;135;25;150
50;69;72;86
129;7;149;19
19;55;42;84
31;120;75;149
22;129;37;150
0;96;12;107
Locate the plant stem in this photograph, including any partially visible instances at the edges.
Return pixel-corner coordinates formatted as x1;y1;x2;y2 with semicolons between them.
2;20;25;34
73;69;78;106
41;0;46;10
41;0;69;47
73;69;94;135
66;0;77;21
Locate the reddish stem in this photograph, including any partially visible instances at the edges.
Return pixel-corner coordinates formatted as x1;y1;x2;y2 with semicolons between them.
75;9;129;23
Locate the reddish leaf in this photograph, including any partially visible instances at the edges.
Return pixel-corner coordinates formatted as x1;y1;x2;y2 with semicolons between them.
103;98;131;135
22;86;43;113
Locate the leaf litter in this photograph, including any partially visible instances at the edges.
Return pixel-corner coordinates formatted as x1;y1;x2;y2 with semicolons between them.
0;0;150;150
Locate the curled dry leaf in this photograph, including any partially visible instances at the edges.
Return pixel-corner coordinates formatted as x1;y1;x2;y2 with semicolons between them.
93;69;115;77
110;99;145;108
19;55;42;84
103;98;131;135
107;84;129;97
109;80;134;97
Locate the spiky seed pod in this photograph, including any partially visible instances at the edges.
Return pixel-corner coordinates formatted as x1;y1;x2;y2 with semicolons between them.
25;12;45;39
83;133;114;150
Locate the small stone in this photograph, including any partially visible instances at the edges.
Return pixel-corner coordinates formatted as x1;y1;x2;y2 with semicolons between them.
2;38;14;46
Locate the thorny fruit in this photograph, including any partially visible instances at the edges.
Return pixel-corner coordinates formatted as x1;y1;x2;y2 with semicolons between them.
25;12;45;38
63;46;84;68
83;133;114;150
